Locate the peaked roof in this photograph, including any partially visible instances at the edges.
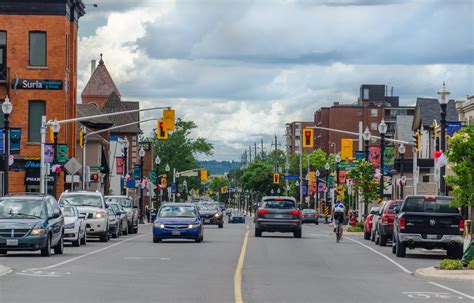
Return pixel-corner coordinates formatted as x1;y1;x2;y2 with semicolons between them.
81;54;121;99
77;103;114;129
101;92;141;134
412;98;458;131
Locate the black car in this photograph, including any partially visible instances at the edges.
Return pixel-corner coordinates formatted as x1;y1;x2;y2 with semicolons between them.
0;193;65;256
255;197;302;238
198;203;224;228
301;209;319;224
393;195;464;259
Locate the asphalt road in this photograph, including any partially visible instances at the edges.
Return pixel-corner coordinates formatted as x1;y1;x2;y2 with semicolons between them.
0;220;472;303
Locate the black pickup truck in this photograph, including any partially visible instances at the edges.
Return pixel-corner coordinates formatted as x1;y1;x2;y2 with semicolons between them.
392;195;464;259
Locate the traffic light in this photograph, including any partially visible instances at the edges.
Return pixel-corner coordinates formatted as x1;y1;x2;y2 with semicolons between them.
79;129;85;149
302;128;314;148
273;173;280;184
163;109;175;131
157;118;169;140
414;130;421;152
160;176;168;188
90;173;99;182
49;126;54;142
200;169;208;181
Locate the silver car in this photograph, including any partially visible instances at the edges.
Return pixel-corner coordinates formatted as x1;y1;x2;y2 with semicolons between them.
105;196;139;234
107;202;129;236
61;206;87;246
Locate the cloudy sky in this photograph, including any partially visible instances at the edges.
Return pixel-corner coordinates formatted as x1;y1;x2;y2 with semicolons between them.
77;0;474;161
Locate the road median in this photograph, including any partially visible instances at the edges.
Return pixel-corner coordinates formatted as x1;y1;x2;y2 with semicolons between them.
413;266;474;282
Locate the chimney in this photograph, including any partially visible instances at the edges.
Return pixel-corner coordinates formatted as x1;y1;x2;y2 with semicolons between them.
91;60;96;75
391;86;394;96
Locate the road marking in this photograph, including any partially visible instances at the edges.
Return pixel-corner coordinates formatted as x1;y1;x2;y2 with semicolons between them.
428;282;474;301
30;233;149;271
346;237;412;274
234;229;249;303
403;291;463;300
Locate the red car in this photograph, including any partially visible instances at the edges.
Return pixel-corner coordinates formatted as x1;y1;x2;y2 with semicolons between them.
374;200;402;246
364;207;379;240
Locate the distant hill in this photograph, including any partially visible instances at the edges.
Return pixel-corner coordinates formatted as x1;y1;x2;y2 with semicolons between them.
198;160;240;175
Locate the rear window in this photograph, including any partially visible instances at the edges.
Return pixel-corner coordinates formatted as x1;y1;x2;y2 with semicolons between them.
369;208;378;215
386;202;402;214
403;197;457;213
264;200;296;209
302;209;315;214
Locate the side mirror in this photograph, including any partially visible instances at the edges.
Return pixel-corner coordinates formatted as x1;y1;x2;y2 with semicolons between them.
79;214;86;219
133;205;138;209
50;212;60;219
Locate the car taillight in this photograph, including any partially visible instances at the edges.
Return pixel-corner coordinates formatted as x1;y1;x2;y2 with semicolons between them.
289;210;300;216
312;213;318;217
459;218;465;232
257;209;268;217
382;214;389;223
399;217;406;230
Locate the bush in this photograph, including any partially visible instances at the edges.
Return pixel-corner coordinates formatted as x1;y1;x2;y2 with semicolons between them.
356;222;364;229
439;259;463;270
347;226;364;232
468;260;474;270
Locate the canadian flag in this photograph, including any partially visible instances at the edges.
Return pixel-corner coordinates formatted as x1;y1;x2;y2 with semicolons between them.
434;151;448;168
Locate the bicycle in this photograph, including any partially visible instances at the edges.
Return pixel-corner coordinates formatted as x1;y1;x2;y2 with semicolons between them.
336;222;342;243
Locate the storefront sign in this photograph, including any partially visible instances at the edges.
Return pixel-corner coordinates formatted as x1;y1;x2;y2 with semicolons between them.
24;160;54;185
14;79;63;90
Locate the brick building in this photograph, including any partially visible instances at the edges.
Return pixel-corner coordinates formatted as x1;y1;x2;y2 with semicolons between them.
0;1;85;195
285;121;316;155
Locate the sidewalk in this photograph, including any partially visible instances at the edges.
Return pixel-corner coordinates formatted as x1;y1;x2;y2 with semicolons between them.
0;265;12;277
414;266;474;282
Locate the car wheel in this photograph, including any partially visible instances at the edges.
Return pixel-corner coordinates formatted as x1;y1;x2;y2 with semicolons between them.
294;229;302;238
153;237;161;243
195;237;202;243
375;232;380;245
395;240;406;257
133;224;138;234
72;235;80;247
41;235;52;257
370;231;376;242
123;222;129;235
100;232;109;242
255;228;262;237
128;222;134;234
315;221;319;225
80;233;87;245
392;242;396;254
364;231;371;240
379;234;387;246
0;250;7;254
54;235;64;255
218;223;223;229
447;246;463;259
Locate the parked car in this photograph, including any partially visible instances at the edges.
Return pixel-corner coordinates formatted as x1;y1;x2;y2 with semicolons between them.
62;205;87;246
228;211;245;223
107;208;120;239
153;203;203;243
364;207;379;240
225;208;235;216
105;195;138;234
59;191;109;242
0;193;64;256
107;202;128;236
198;203;224;228
301;209;319;225
255;196;302;238
393;195;464;259
374;200;402;246
371;201;387;241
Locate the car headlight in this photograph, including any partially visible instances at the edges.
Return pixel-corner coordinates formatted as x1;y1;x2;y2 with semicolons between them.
95;211;107;219
188;224;194;229
214;213;221;218
31;229;48;235
154;223;165;228
64;223;75;229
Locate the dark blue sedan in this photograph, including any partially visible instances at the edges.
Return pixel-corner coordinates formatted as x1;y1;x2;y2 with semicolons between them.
153;203;203;243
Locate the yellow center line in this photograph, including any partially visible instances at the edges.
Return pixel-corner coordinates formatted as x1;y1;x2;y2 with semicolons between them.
234;227;250;303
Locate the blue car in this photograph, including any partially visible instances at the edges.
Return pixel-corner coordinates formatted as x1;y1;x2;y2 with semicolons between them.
153;203;203;243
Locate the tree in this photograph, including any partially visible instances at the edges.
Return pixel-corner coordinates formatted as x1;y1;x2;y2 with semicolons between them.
240;160;275;197
347;160;379;205
446;124;474;208
208;176;229;201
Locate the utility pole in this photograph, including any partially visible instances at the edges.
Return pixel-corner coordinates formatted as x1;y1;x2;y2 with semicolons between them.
254;142;257;161
298;123;303;205
261;138;264;159
271;134;281;173
249;146;252;163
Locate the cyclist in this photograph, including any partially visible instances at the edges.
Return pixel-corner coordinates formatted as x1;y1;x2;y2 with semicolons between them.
333;200;346;240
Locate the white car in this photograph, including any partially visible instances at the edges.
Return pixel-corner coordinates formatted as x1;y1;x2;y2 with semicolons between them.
61;206;87;246
59;191;109;242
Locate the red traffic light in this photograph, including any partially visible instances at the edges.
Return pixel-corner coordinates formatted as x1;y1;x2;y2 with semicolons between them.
305;131;311;137
90;173;99;182
159;121;164;129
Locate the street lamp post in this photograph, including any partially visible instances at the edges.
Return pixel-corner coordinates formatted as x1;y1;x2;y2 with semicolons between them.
437;82;450;196
378;119;387;200
315;169;320;210
139;147;145;224
363;127;371;161
122;137;129;196
335;153;341;186
2;96;12;196
155;155;161;209
165;163;170;202
324;162;330;223
52;120;61;199
398;144;406;199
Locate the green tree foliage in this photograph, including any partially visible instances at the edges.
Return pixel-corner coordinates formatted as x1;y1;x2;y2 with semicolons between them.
347;160;379;204
208;176;229;201
240;160;275;197
446;124;474;208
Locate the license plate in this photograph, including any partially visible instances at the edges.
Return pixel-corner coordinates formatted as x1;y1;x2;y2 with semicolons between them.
171;231;181;236
275;214;284;218
205;219;211;223
6;239;18;246
427;234;438;239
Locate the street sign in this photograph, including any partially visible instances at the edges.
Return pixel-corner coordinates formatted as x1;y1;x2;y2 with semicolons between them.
338;162;357;169
64;157;81;175
328;176;334;188
150;171;157;183
284;175;299;181
180;171;198;177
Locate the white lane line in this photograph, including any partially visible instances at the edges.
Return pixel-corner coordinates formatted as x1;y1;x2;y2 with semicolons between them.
428;282;474;301
31;233;149;271
345;237;412;274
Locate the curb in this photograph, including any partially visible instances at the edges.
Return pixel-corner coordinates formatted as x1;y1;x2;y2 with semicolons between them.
413;267;474;282
0;265;12;277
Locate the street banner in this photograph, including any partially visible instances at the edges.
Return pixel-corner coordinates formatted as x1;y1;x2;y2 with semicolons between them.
308;171;316;184
338;170;347;184
10;129;21;153
133;164;141;180
384;146;395;167
116;157;124;175
57;144;68;163
341;139;353;160
369;146;381;166
44;144;54;163
355;151;364;161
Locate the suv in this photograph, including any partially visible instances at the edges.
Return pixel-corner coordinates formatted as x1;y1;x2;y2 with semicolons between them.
59;191;109;242
374;200;402;246
0;193;64;256
255;196;302;238
393;195;464;258
105;196;139;234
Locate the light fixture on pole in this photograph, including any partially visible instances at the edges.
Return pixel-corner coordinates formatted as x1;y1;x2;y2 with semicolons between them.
2;96;12;195
398;144;406;199
315;169;320;209
139;147;145;224
437;82;450;196
363;127;371;161
335;153;341;186
378;119;387;200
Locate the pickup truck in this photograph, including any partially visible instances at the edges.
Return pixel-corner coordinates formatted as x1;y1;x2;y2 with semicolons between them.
392;195;464;259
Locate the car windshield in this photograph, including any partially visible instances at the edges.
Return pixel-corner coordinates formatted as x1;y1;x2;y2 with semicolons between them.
264;200;296;209
106;197;132;208
302;209;315;214
0;198;45;218
159;206;196;218
109;204;120;213
61;195;103;208
61;206;76;218
403;197;458;213
199;204;219;211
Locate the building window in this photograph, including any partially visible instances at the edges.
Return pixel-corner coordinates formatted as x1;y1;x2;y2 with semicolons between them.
363;88;369;100
371;109;378;117
371;122;378;131
29;31;47;66
28;101;46;142
0;31;6;81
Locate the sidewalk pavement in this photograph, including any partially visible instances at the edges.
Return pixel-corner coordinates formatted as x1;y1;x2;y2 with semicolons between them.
0;265;12;277
414;266;474;282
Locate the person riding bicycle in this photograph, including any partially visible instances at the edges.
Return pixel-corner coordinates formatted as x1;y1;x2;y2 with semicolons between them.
333;200;346;237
